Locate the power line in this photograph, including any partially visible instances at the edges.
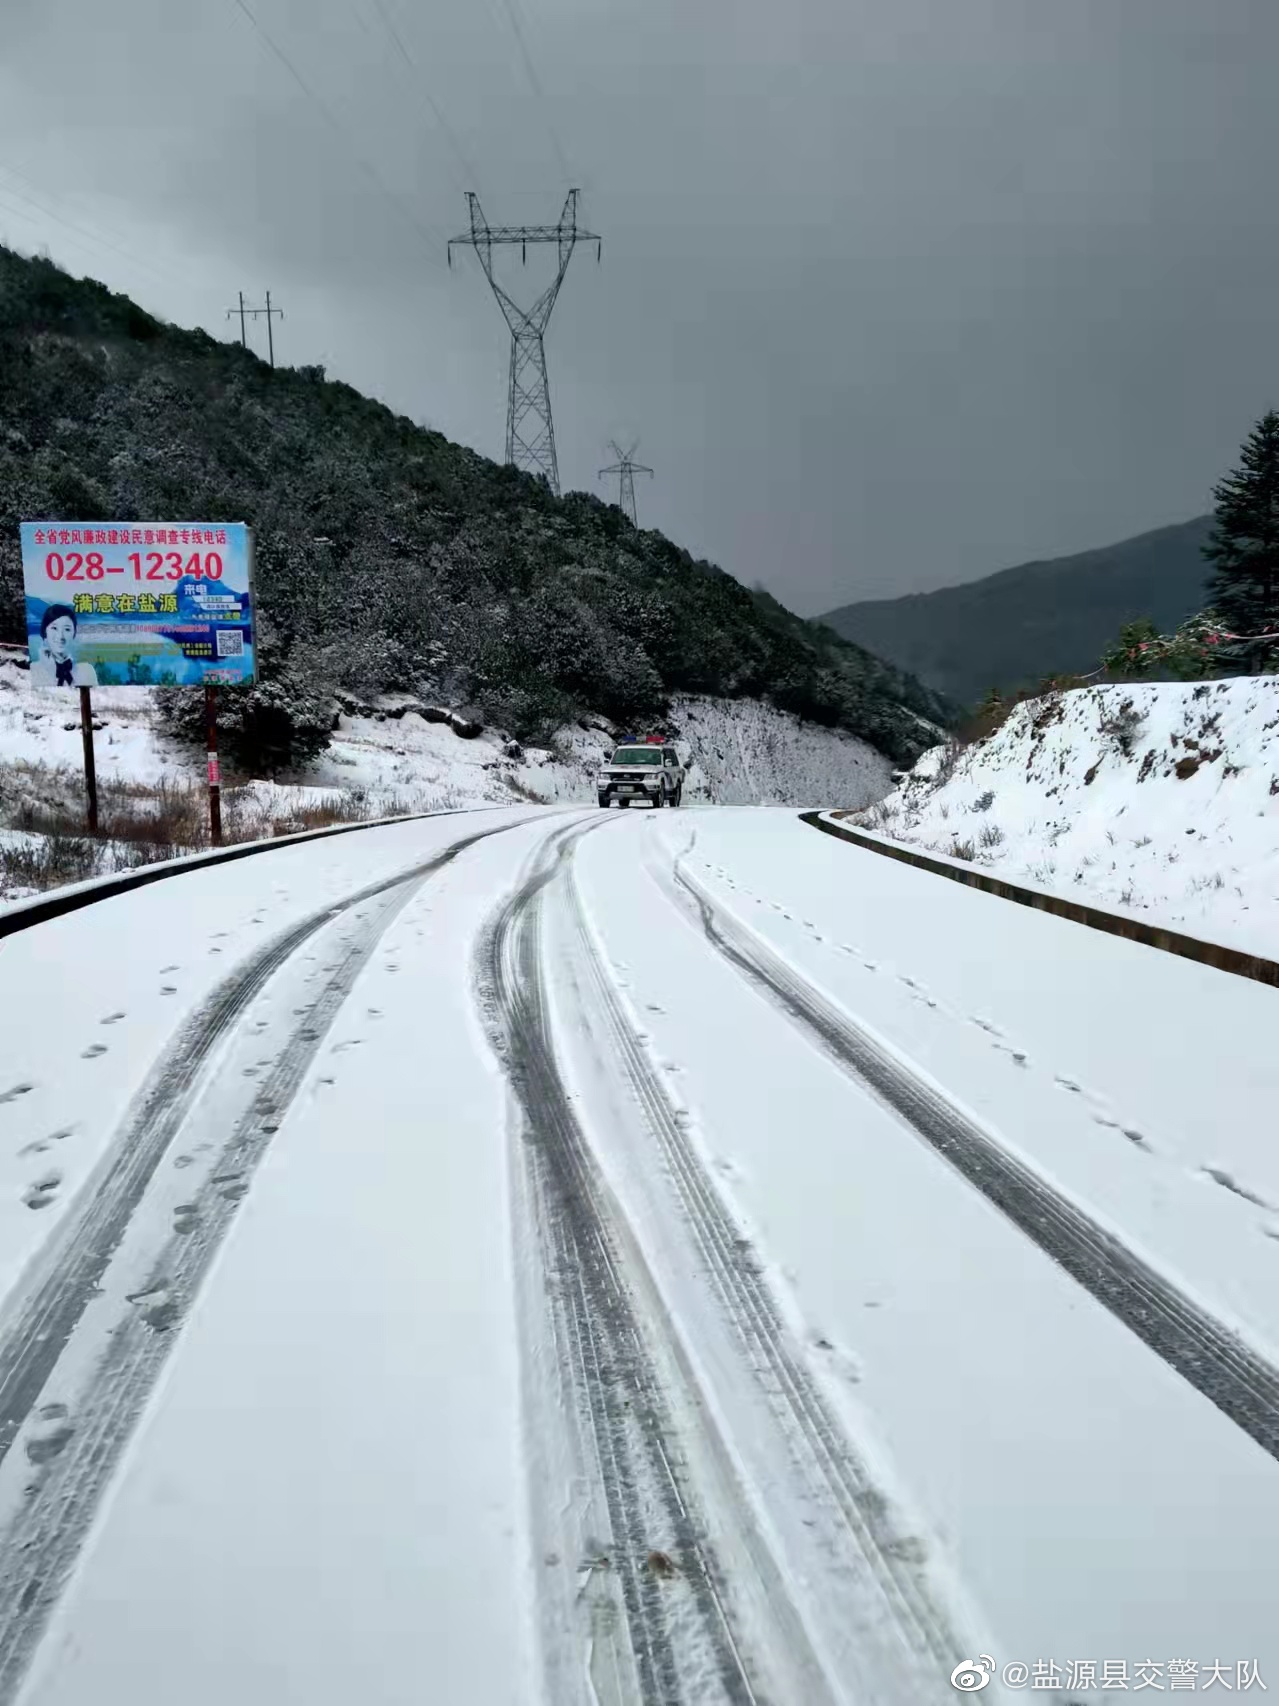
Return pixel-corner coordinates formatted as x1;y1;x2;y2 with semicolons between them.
367;0;483;192
0;170;187;295
227;0;446;264
486;0;573;180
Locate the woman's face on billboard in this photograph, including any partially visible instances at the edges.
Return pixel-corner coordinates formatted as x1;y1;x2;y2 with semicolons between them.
44;615;75;660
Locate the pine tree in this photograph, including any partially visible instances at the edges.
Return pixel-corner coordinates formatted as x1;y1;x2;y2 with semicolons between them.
1203;411;1279;670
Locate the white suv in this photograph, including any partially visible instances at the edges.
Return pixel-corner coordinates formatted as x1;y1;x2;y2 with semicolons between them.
597;739;685;808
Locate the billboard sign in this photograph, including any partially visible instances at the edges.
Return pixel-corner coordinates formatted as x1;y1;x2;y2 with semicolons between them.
20;521;257;688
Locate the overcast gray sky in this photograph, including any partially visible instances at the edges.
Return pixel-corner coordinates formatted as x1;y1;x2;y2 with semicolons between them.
1;0;1274;613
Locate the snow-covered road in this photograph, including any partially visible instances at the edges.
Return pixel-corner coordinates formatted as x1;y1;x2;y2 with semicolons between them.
1;806;1276;1704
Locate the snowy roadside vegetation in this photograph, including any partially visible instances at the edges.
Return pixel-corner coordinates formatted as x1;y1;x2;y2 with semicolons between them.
846;678;1279;958
0;652;890;902
0;246;951;774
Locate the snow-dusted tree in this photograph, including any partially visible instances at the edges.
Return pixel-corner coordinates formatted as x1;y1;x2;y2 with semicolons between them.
156;626;335;777
1204;411;1279;669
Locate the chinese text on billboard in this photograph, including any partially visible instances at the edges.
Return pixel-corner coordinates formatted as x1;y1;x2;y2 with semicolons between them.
20;522;257;688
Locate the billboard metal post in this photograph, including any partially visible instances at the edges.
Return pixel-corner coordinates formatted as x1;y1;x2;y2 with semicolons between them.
205;684;222;846
78;686;98;833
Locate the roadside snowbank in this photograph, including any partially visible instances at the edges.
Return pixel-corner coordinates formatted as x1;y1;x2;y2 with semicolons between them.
852;679;1279;959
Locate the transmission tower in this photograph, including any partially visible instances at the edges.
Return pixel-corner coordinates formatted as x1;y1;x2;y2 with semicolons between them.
598;440;653;526
449;190;600;495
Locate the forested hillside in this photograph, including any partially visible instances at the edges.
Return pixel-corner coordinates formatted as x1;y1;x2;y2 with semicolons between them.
823;517;1211;709
0;248;951;764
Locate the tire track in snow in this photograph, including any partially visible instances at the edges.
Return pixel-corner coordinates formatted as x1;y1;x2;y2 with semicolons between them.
0;820;526;1701
478;819;758;1706
559;861;965;1700
671;857;1279;1466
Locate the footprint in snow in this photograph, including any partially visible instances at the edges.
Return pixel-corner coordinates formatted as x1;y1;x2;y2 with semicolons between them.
0;1082;35;1105
1055;1076;1083;1094
644;1003;665;1015
25;1406;74;1466
127;1284;179;1332
143;1295;180;1331
172;1203;200;1235
99;1012;126;1025
331;1039;364;1054
971;1017;1004;1039
160;986;177;996
159;965;179;974
80;1044;108;1060
23;1173;61;1211
994;1044;1029;1067
367;1008;383;1019
1201;1167;1274;1210
809;1331;862;1384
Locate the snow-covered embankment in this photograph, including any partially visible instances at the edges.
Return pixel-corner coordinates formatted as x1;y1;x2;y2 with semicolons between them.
850;678;1279;959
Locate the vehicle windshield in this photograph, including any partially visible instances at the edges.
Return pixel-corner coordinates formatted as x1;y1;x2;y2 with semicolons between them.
610;748;662;765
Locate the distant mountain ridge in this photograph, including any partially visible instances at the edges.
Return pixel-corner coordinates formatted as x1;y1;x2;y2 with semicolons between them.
820;517;1212;709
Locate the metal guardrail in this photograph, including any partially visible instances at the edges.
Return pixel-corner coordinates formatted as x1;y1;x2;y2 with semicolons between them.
799;811;1279;991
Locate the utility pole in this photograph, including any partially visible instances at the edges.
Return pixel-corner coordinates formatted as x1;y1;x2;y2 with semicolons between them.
226;290;248;349
226;292;284;368
598;440;653;527
449;191;600;495
247;291;284;369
